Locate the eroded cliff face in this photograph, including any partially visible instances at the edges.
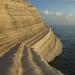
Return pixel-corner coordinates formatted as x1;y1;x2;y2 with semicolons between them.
0;0;63;75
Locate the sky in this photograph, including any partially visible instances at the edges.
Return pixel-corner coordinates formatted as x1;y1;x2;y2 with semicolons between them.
28;0;75;25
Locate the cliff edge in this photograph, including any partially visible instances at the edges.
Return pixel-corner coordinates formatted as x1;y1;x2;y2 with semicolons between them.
0;0;63;75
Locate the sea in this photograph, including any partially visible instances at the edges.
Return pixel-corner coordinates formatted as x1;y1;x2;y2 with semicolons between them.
49;25;75;75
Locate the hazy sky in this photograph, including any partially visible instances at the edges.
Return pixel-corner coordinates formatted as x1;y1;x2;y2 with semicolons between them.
28;0;75;25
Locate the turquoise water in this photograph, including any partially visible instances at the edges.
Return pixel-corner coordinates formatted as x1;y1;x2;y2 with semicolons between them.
49;25;75;75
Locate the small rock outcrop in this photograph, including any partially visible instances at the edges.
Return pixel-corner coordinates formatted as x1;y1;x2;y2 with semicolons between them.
0;0;63;75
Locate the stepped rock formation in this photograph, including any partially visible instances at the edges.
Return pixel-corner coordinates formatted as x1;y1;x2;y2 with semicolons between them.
0;0;63;75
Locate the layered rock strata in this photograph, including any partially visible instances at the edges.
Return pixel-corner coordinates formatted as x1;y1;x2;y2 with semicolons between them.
0;0;63;75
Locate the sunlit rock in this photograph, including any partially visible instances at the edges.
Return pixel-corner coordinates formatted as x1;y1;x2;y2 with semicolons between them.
0;0;63;75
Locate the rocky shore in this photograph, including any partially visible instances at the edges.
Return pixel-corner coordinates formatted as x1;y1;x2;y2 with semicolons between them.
0;0;63;75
